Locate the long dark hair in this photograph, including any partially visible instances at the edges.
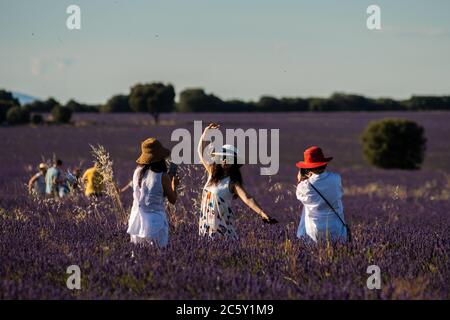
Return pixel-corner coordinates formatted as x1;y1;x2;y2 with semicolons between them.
138;160;167;187
209;163;243;186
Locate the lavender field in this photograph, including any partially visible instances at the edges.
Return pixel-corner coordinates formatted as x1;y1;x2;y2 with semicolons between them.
1;112;450;299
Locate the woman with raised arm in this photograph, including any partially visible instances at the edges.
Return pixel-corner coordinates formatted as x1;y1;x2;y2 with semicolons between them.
197;123;278;240
127;138;179;248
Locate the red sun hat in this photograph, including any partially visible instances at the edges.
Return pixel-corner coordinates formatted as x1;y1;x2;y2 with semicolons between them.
295;146;333;169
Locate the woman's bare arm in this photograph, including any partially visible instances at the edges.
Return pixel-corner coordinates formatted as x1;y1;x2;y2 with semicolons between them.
232;183;277;223
120;181;132;193
197;123;219;175
162;173;178;205
28;174;38;192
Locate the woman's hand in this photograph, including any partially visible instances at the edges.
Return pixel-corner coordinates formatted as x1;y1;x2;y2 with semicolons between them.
297;170;312;184
202;123;220;136
261;214;278;224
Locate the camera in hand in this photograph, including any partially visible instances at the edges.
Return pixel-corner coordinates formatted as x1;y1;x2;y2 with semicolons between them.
300;168;311;179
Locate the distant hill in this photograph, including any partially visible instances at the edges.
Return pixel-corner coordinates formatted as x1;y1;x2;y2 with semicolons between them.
12;92;40;105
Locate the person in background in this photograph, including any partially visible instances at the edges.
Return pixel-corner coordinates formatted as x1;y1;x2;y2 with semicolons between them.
66;167;82;193
82;162;104;197
197;123;278;240
45;159;64;199
295;146;348;243
127;138;179;248
28;163;47;197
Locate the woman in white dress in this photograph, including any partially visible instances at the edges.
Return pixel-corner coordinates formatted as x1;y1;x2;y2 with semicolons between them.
295;146;348;242
197;123;278;240
127;138;178;247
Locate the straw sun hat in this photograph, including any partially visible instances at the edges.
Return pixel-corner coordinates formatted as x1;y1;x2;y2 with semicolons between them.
136;138;171;165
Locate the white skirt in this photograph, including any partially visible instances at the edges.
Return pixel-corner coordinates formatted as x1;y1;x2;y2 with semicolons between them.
127;206;169;247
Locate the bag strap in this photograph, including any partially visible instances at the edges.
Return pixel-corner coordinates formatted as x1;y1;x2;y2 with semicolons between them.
308;181;348;230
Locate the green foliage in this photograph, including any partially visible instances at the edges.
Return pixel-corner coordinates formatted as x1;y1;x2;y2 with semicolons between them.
0;90;20;105
27;98;59;112
30;113;44;125
361;118;427;170
405;96;450;111
101;95;131;113
129;83;175;122
51;105;73;124
6;106;30;125
65;99;99;113
0;100;17;124
177;88;223;112
0;90;20;123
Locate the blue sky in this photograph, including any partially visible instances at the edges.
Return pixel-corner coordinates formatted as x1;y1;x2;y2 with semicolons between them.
1;0;450;104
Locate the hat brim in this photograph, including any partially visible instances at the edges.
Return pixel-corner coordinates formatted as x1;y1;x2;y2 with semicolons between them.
212;152;244;166
136;147;171;165
295;157;333;169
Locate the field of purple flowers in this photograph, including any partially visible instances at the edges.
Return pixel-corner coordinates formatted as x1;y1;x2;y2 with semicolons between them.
1;112;450;299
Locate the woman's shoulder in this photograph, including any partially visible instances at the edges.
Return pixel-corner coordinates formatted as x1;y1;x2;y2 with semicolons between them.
325;171;342;183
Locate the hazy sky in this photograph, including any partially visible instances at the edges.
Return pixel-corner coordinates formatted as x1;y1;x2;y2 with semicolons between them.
1;0;450;104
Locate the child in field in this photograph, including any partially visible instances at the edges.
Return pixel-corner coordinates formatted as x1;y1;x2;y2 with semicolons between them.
126;138;178;248
82;162;104;197
197;123;278;240
296;146;348;242
28;163;47;196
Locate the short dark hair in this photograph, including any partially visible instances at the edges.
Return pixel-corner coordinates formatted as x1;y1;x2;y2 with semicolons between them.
55;159;63;166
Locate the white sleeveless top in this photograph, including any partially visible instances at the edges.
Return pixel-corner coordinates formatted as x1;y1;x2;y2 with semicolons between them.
127;167;168;240
199;176;238;240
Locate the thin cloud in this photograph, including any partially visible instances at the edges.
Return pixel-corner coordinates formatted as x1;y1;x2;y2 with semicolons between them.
30;57;75;75
382;26;450;38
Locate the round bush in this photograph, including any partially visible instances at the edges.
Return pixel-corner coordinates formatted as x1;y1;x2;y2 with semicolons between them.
30;113;44;125
0;100;17;124
51;105;73;124
6;106;30;125
361;118;426;169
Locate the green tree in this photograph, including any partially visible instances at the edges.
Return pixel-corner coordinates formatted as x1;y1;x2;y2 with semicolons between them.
361;118;426;170
51;105;73;124
0;90;20;105
6;106;30;125
0;90;20;123
101;94;131;113
177;88;223;112
27;97;60;112
257;96;280;111
129;83;175;123
30;113;44;125
0;100;17;124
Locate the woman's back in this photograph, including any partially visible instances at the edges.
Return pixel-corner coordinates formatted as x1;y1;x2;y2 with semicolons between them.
132;167;165;214
296;171;346;241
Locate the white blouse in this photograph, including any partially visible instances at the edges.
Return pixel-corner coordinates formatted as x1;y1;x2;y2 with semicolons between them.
296;171;347;242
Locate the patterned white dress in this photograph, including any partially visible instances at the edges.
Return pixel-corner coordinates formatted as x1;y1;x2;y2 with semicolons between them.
127;168;169;247
199;176;238;240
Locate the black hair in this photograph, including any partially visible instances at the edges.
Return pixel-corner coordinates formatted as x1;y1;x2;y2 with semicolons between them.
55;159;63;166
209;162;243;186
138;160;167;187
301;164;328;176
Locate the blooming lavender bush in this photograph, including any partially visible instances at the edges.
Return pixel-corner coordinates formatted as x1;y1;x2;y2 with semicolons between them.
0;112;449;299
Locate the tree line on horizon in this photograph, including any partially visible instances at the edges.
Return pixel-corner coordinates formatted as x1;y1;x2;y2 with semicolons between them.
1;83;450;124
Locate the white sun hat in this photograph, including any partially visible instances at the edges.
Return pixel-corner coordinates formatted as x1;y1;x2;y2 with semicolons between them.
211;144;244;165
